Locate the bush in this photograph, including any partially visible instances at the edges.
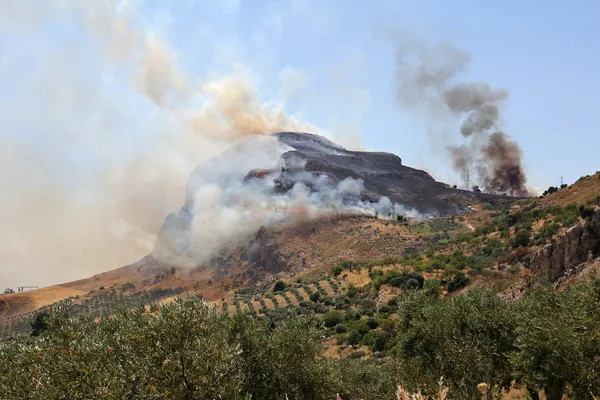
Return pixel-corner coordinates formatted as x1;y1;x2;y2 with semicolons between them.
347;330;362;346
309;292;320;302
512;229;530;248
579;204;595;220
508;264;521;275
331;264;344;276
1;297;339;400
335;324;348;334
347;351;366;360
273;280;286;292
365;317;380;330
323;310;343;328
447;272;470;292
30;311;50;337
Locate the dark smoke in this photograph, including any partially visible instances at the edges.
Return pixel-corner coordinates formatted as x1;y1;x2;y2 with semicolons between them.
394;40;528;195
479;132;527;195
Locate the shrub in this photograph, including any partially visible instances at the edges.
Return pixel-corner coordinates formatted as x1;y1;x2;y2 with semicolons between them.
347;330;362;346
512;229;531;248
579;204;595;220
508;264;521;275
323;310;343;328
273;280;286;292
347;351;366;360
30;311;50;337
309;292;320;302
447;272;470;292
365;317;379;330
331;264;344;276
346;285;358;298
335;324;348;334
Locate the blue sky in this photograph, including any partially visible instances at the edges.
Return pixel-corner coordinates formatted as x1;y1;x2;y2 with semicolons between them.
0;0;599;287
133;0;599;190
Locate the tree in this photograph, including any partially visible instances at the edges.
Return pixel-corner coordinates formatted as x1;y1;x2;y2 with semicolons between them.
273;280;286;292
512;229;531;248
472;186;481;193
542;186;559;197
511;282;600;399
30;310;50;336
323;310;343;328
393;289;516;398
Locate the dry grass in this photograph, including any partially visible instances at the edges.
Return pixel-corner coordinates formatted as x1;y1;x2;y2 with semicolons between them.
295;287;310;301
273;294;289;307
396;378;448;400
541;172;600;206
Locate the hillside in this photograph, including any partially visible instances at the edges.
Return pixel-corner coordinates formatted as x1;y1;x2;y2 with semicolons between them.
1;169;599;399
155;132;510;260
2;171;598;340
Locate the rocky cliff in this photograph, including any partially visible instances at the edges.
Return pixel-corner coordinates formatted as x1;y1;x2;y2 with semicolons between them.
530;208;600;282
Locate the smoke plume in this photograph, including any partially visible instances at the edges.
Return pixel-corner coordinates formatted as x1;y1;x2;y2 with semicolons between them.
0;1;405;288
394;39;527;195
0;1;325;288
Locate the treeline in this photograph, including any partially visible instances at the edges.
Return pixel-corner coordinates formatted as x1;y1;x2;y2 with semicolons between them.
2;277;600;399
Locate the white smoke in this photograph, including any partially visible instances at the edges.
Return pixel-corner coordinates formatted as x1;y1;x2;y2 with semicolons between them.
0;1;420;287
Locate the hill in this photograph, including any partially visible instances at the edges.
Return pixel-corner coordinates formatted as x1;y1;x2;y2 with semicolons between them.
155;132;511;260
2;171;598;339
1;161;599;398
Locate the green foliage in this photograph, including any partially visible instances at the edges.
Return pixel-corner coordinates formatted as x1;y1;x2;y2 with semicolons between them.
4;278;600;399
370;269;425;291
331;264;344;276
273;280;286;292
579;204;595;220
446;271;470;292
510;281;600;400
323;310;344;328
0;297;339;400
365;317;379;330
508;264;521;275
337;359;396;400
335;324;347;334
346;351;366;360
309;291;320;302
512;229;531;249
394;289;517;398
347;330;362;346
542;186;559;197
30;311;50;337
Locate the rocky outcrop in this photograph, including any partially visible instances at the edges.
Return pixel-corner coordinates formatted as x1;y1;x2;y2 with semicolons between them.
530;208;600;282
155;132;513;260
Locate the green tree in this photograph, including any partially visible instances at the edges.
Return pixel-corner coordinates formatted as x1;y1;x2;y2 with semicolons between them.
323;310;343;328
510;281;600;399
393;289;516;398
30;310;50;336
273;280;286;292
512;229;530;248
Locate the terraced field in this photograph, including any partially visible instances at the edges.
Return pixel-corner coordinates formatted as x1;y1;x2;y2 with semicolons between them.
0;287;184;340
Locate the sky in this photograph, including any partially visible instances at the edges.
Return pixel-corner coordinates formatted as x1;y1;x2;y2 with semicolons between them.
0;0;599;288
139;0;600;189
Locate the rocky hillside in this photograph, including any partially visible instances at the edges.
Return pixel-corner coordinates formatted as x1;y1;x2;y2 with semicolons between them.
1;165;598;341
156;132;510;259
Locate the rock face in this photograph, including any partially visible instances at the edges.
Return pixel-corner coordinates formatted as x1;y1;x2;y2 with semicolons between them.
261;132;504;216
531;208;600;282
155;132;510;259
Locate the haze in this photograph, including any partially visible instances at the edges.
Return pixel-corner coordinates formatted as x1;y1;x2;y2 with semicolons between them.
1;0;598;289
